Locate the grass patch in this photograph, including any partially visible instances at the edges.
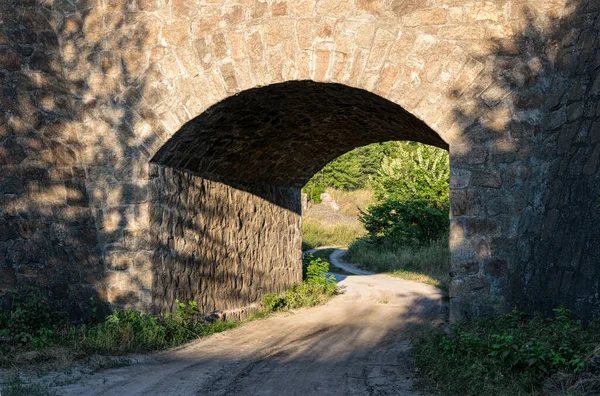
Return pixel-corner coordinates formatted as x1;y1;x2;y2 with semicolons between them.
302;221;364;250
324;188;374;216
308;248;336;261
411;307;600;396
249;255;339;320
345;237;449;291
79;309;238;355
0;292;238;371
387;270;443;289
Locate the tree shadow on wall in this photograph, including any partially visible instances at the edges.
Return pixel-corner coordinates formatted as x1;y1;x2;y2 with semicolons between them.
0;0;162;318
447;0;600;319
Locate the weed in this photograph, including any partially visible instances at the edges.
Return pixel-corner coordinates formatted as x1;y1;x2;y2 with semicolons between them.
411;308;600;396
252;255;338;318
2;289;64;348
0;294;238;368
175;300;200;320
32;328;54;350
81;308;237;354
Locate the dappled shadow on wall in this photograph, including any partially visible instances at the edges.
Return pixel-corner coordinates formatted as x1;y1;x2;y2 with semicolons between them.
0;0;160;317
446;0;600;317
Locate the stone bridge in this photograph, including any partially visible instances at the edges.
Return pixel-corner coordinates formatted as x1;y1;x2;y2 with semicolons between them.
1;0;599;321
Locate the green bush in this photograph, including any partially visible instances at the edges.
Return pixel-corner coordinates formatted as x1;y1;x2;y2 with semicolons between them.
360;199;449;245
371;142;449;208
258;255;338;316
412;307;600;396
82;301;236;354
0;294;237;365
0;289;64;349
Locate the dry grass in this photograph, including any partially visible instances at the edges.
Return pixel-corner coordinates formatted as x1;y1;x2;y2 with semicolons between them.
302;221;365;250
543;345;600;395
302;188;372;249
387;271;445;289
324;188;374;216
345;238;450;292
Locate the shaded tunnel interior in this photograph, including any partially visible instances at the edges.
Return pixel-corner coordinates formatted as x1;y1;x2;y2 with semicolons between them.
151;80;447;189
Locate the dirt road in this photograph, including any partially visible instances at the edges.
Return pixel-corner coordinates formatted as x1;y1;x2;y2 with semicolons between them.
55;249;444;396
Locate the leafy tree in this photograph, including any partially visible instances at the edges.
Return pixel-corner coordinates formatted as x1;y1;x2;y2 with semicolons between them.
371;142;449;209
303;142;399;200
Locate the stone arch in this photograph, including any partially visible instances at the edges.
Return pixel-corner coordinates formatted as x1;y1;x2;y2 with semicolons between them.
148;81;449;317
2;0;599;321
151;81;447;188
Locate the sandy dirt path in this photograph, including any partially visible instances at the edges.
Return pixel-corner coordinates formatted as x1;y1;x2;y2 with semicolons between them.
54;249;444;396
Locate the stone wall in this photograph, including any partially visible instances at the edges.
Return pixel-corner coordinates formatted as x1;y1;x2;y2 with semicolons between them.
513;1;600;318
149;166;302;318
0;1;102;318
0;0;598;321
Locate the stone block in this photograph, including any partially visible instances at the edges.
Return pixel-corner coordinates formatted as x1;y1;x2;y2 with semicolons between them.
450;189;481;216
471;170;502;188
450;168;472;188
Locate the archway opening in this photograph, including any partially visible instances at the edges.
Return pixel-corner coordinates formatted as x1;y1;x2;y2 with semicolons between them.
301;140;450;292
149;81;449;317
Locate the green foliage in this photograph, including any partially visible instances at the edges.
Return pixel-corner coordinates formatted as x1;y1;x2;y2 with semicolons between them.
303;184;325;204
303;141;449;253
279;282;336;309
304;142;449;205
359;199;449;245
256;255;338;317
176;299;200;320
88;296;101;325
353;142;449;248
412;307;600;396
303;142;398;200
302;254;335;285
32;328;54;350
371;142;449;208
82;303;236;354
263;293;287;312
303;255;331;284
0;292;237;366
0;289;64;349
